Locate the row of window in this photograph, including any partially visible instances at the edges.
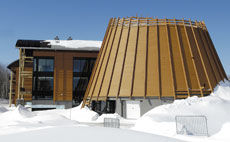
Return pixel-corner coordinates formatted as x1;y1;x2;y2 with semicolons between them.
32;57;96;102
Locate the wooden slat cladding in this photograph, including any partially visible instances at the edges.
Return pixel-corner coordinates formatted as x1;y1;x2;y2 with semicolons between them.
133;26;147;97
108;26;129;97
33;50;98;102
88;19;115;101
119;26;138;97
83;17;227;105
147;26;160;97
14;67;33;101
168;25;187;92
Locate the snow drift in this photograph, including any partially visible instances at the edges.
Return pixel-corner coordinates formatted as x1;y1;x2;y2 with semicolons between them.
134;80;230;138
0;126;184;142
0;106;8;113
70;103;99;122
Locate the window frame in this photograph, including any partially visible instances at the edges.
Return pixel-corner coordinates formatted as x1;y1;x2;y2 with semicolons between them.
32;56;54;100
72;57;96;106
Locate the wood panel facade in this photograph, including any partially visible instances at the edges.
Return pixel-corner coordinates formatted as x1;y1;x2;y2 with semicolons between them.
9;50;98;105
83;17;227;107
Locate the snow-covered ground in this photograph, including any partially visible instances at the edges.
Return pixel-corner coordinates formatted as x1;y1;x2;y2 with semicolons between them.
1;80;230;142
134;80;230;142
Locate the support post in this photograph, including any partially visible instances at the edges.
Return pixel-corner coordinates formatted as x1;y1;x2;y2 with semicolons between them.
17;48;22;105
9;71;13;107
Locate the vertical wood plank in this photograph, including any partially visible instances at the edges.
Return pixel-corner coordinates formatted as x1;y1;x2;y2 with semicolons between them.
165;19;176;99
183;19;204;97
174;19;190;97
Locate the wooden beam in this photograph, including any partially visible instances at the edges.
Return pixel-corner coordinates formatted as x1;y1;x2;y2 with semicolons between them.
156;18;161;99
165;18;176;99
117;18;132;98
174;18;190;97
190;20;212;92
106;18;124;100
9;71;13;107
82;18;113;108
198;29;218;86
18;48;22;100
130;17;140;98
96;18;120;101
145;18;149;98
183;19;204;97
88;18;115;103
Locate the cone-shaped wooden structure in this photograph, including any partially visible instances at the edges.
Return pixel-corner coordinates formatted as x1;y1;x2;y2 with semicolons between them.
83;17;227;106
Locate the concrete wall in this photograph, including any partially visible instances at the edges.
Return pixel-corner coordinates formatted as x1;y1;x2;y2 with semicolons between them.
113;97;174;118
32;100;72;109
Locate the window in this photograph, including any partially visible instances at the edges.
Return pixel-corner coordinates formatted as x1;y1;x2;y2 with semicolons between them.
73;77;88;91
72;58;96;106
91;100;115;114
33;57;54;100
73;59;88;72
89;60;96;71
38;59;54;72
37;77;53;91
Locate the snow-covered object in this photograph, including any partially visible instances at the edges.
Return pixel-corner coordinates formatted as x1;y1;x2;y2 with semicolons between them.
0;105;34;121
70;103;99;122
45;40;102;51
134;80;230;138
96;113;124;122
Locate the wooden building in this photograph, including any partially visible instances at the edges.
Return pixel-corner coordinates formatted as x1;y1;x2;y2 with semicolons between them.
83;17;228;119
8;39;101;110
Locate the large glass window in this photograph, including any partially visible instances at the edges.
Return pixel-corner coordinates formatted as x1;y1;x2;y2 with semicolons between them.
73;77;88;91
38;59;54;72
37;77;53;91
73;58;96;106
73;59;88;72
33;57;54;100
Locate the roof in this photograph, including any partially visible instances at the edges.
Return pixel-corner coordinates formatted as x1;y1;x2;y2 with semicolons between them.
7;59;19;70
7;59;33;70
16;39;102;51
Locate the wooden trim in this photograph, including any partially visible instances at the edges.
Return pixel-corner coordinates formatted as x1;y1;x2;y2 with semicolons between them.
198;28;218;85
174;19;190;97
145;19;149;98
87;18;115;105
117;18;132;98
204;31;222;82
9;71;13;107
130;18;140;98
206;31;227;80
156;19;161;98
96;18;120;101
18;48;22;99
165;19;176;99
190;20;212;92
183;19;204;97
106;18;125;100
83;18;112;106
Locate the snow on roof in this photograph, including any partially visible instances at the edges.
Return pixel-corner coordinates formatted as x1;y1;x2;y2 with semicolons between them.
16;39;102;51
45;40;102;51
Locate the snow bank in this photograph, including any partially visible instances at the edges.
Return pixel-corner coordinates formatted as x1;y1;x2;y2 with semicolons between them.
0;126;184;142
0;106;8;113
134;80;230;139
0;105;34;122
70;103;99;122
45;40;102;51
